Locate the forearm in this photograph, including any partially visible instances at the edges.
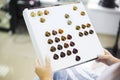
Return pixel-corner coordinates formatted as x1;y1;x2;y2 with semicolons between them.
97;62;120;80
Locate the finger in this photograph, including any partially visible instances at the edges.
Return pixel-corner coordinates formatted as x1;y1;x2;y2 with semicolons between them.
104;49;111;55
98;55;109;61
35;59;42;73
45;57;51;67
35;59;41;67
97;56;107;63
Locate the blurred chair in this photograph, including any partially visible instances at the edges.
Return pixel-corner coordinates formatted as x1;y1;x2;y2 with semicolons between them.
99;0;120;58
106;20;120;58
0;0;41;34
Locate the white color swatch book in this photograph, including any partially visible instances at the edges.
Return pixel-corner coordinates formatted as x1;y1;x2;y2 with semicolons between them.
23;2;104;72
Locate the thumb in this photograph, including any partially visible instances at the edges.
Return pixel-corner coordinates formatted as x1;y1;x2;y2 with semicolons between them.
97;55;109;61
104;49;112;55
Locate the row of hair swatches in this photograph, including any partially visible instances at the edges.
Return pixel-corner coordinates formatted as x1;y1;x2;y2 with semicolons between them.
53;49;81;61
50;41;75;52
30;5;85;17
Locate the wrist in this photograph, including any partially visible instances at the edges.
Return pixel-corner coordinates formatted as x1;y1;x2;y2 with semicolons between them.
113;58;120;64
42;78;52;80
115;58;120;63
40;77;53;80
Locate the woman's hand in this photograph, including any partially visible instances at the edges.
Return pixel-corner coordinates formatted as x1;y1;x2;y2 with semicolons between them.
35;57;53;80
97;49;120;66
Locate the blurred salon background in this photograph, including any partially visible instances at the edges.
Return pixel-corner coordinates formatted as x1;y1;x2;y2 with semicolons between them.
0;0;120;80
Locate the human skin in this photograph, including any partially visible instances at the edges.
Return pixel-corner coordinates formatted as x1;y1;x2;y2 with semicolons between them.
35;58;53;80
97;49;120;66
